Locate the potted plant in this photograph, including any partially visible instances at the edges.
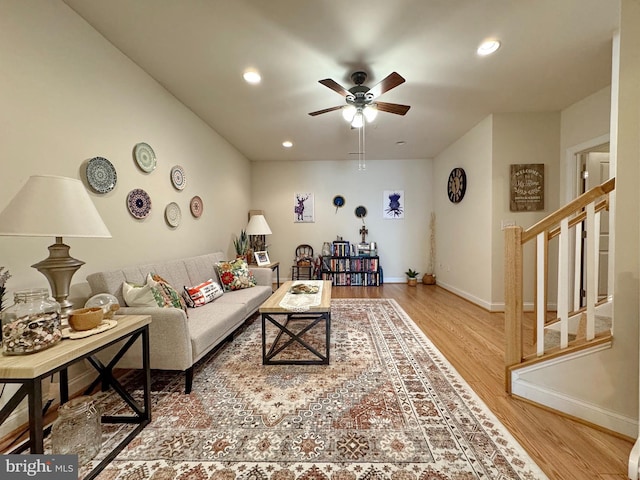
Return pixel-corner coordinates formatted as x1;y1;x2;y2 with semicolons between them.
423;212;436;285
233;230;249;261
405;268;420;286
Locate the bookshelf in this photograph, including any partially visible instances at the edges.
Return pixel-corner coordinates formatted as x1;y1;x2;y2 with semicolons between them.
321;241;381;286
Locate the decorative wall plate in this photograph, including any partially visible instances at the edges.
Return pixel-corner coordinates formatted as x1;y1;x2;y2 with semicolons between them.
190;195;203;218
165;202;182;227
332;195;345;208
127;188;152;219
171;165;186;190
355;205;368;218
86;156;117;194
134;142;156;173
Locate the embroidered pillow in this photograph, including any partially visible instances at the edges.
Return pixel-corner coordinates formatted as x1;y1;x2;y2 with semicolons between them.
147;273;188;315
183;279;224;307
122;281;157;307
216;258;256;291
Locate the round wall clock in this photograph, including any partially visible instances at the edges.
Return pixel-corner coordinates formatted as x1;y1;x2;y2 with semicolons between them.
447;167;467;203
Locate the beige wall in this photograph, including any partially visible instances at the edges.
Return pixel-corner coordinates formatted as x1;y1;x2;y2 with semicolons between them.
491;112;561;309
0;1;252;299
250;159;433;282
0;1;253;435
433;116;493;307
433;113;560;310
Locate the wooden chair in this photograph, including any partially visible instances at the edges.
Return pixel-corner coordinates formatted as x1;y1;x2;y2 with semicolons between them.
292;244;314;280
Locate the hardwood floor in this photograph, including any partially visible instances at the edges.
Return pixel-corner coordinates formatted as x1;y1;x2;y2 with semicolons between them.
332;283;633;480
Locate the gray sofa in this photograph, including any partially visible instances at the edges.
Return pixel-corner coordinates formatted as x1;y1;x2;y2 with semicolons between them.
86;252;273;393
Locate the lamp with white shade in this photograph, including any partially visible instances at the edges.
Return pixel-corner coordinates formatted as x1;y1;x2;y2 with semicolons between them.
245;214;272;257
0;175;112;315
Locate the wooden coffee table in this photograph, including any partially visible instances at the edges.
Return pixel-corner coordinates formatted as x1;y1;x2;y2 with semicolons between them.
259;280;331;365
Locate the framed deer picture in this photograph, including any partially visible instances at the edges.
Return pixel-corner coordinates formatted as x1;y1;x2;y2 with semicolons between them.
293;192;314;223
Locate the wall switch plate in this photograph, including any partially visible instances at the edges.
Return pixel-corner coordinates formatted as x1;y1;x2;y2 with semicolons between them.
501;219;516;230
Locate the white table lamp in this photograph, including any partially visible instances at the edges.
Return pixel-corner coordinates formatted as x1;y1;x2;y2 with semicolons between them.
246;214;272;254
0;175;112;314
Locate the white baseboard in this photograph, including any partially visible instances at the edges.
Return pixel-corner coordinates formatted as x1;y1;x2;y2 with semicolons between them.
511;345;637;438
0;368;97;440
432;280;493;311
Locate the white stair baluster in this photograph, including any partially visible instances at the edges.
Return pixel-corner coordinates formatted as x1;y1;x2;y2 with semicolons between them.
557;218;569;348
537;232;545;356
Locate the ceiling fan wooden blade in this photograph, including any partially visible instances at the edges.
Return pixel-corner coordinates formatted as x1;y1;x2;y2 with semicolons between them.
376;101;411;115
319;78;351;97
368;72;406;98
308;105;343;116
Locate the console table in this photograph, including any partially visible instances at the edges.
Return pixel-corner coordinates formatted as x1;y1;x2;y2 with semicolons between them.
0;314;152;480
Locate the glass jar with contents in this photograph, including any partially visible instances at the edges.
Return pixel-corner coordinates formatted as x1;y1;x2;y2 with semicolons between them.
1;288;62;355
51;396;102;465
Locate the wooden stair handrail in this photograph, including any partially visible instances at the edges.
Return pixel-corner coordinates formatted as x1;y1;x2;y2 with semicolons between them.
504;177;615;393
547;197;610;240
521;178;615;244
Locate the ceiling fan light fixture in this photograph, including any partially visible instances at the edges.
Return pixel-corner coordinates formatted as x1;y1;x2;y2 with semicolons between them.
342;105;357;122
351;110;364;129
363;104;378;122
477;39;501;56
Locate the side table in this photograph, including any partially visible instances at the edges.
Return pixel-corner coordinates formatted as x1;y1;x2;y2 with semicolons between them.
0;314;152;480
252;261;280;288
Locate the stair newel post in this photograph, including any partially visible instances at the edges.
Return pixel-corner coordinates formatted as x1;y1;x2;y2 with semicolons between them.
504;225;524;392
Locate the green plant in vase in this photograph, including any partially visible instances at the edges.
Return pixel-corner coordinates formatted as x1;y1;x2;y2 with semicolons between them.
233;230;249;261
405;268;419;286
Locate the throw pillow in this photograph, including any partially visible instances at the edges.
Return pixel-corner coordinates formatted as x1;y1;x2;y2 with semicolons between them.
122;281;158;307
147;273;188;315
216;258;256;291
183;278;224;307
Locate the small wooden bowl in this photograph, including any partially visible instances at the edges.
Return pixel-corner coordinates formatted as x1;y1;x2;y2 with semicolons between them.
68;307;104;331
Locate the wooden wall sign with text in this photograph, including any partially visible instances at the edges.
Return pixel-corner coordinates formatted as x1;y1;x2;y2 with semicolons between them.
510;164;544;211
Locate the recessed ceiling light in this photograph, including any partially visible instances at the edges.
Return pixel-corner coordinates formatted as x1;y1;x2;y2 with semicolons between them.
396;141;406;146
477;39;501;56
243;69;261;84
282;140;293;148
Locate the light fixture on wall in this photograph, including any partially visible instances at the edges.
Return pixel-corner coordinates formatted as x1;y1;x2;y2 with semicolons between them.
246;213;272;254
0;175;112;315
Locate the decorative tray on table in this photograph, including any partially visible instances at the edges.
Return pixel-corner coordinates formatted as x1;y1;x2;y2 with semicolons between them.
62;319;118;340
289;284;320;295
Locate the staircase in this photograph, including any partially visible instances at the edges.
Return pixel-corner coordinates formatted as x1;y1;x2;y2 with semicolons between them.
503;178;615;392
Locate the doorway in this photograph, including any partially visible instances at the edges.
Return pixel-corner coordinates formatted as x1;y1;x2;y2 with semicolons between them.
576;142;610;306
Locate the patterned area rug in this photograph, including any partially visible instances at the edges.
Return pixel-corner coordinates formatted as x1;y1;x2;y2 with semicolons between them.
85;298;548;479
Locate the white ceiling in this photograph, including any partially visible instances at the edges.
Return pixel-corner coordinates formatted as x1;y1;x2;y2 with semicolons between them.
62;0;619;162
